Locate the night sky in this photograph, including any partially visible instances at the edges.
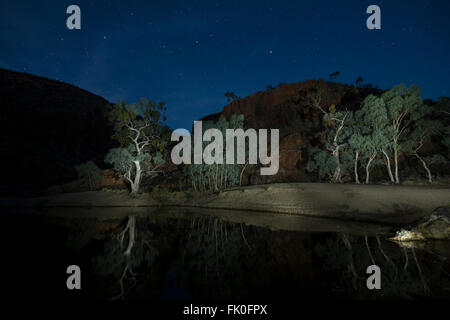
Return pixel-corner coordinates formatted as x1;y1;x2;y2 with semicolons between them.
1;0;449;129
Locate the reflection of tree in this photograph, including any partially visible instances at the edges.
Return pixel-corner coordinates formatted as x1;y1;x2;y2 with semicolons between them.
91;215;263;300
314;233;449;299
92;216;159;300
89;218;450;299
173;217;268;299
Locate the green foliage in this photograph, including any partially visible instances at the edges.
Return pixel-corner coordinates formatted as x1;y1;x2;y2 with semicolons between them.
306;84;448;184
105;146;164;176
74;160;101;190
306;147;336;180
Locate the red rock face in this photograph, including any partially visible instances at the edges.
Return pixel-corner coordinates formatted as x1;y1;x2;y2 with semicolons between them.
99;169;124;188
202;79;380;184
280;134;303;170
221;80;347;129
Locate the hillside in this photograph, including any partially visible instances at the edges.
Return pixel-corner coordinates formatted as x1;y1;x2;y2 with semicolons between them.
201;80;383;184
0;68;114;191
1;68;445;193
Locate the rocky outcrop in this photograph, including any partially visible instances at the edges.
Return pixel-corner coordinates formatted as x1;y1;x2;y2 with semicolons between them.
390;207;450;241
0;68;114;190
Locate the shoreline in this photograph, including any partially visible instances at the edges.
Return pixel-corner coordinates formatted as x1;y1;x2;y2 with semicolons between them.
1;182;449;227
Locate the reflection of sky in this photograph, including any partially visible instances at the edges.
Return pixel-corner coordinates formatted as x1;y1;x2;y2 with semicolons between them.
1;0;450;129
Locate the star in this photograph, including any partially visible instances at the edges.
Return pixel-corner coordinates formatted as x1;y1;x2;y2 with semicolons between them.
103;35;108;39
268;50;273;54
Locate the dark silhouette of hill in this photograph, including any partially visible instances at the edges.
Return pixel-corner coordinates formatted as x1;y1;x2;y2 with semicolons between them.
0;68;114;191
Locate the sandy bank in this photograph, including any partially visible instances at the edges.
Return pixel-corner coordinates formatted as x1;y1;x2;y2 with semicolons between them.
1;183;449;227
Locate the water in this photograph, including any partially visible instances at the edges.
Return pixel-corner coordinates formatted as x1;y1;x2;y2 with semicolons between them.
1;208;449;300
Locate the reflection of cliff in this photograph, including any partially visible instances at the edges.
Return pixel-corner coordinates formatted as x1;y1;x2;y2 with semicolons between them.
0;68;114;189
201;80;382;184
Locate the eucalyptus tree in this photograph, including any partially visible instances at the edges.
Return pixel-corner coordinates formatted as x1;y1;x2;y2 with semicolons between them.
356;94;395;183
311;96;350;183
381;84;425;184
348;110;383;185
306;147;337;181
184;115;245;192
104;98;168;197
404;118;447;183
361;131;387;184
303;89;354;183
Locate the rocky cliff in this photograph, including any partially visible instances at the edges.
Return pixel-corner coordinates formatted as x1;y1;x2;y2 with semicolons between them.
202;79;382;184
0;68;114;191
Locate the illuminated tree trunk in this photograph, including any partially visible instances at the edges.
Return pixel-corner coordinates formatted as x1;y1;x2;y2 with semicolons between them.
130;160;142;197
331;146;342;183
414;153;432;183
393;146;400;184
354;151;360;184
382;150;395;183
365;153;376;184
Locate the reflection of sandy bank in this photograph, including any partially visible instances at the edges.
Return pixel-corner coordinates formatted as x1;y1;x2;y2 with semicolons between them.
40;206;392;237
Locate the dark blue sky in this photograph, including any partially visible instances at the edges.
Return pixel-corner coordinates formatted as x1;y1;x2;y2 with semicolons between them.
1;0;449;129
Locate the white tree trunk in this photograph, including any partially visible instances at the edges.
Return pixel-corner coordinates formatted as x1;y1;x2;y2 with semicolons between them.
123;216;136;256
130;160;142;196
331;146;342;183
415;153;432;183
382;150;395;183
354;151;360;184
365;154;376;184
394;147;400;184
